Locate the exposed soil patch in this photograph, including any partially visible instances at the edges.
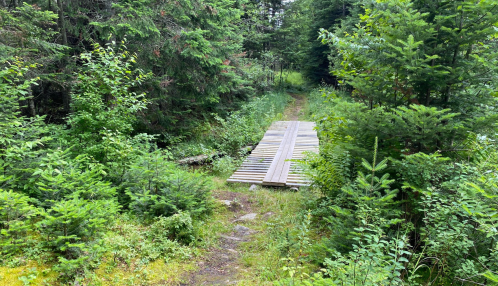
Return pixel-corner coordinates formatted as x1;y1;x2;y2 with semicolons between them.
180;237;241;285
181;190;255;285
212;190;254;213
284;93;306;121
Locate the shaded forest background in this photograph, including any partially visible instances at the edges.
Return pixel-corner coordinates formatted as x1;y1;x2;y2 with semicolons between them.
1;0;321;142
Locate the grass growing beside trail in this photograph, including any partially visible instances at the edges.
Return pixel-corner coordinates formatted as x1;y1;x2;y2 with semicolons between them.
170;91;291;160
180;175;322;285
0;179;320;285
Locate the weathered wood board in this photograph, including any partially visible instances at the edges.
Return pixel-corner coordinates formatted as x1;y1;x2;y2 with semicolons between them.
227;121;318;187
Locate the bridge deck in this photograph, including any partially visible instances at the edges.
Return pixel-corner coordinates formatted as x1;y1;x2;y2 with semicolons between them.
227;121;318;187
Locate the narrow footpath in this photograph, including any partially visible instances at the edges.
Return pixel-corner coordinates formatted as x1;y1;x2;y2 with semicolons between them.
180;93;308;285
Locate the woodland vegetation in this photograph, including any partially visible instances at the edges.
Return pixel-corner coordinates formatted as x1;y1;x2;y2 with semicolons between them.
1;0;498;284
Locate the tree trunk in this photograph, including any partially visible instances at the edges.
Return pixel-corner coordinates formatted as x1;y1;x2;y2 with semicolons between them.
27;86;36;117
280;61;283;86
57;0;68;45
62;88;71;113
28;98;36;117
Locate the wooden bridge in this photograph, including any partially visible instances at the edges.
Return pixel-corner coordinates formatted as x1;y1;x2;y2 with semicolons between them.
227;121;318;187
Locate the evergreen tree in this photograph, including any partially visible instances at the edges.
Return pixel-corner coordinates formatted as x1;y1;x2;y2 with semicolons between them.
302;0;359;84
321;0;498;111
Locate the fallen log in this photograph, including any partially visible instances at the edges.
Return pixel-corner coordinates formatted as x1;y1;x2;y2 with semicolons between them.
176;145;256;165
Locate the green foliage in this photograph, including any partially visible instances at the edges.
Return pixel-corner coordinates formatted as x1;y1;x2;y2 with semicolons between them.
0;25;217;283
320;0;498;111
312;90;467;159
302;145;350;198
91;0;256;138
0;4;64;61
305;92;498;284
212;92;290;156
30;148;117;206
0;60;51;191
0;190;37;256
104;214;194;266
66;43;151;162
321;232;409;285
149;211;195;245
276;71;306;87
302;0;359;84
37;198;117;257
211;155;241;175
171;91;290;159
37;197;118;280
124;150;213;219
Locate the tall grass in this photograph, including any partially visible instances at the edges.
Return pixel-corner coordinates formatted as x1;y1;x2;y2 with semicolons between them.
171;91;291;159
303;87;332;121
275;71;306;87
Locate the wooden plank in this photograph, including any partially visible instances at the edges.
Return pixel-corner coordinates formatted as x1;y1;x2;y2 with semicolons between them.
274;122;299;184
263;121;299;185
227;120;318;187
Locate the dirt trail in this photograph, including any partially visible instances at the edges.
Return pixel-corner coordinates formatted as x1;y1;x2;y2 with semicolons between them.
283;93;306;121
180;94;307;285
180;191;255;285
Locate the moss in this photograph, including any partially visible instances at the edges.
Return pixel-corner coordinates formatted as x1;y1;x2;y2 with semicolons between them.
0;261;58;286
89;258;199;285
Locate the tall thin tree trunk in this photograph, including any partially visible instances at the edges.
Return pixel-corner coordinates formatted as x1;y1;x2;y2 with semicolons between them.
57;0;68;45
27;86;36;117
62;88;71;113
280;61;283;86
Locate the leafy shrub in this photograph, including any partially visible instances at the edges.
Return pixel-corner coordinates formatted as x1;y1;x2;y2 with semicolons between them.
301;146;351;198
211;155;241;175
124;151;213;219
211;92;290;156
66;44;151;163
105;215;193;265
37;198;118;255
170;92;290;159
37;198;118;280
0;60;51;194
149;211;195;245
170;142;216;160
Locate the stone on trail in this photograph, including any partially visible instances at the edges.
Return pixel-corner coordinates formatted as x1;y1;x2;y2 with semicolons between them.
218;199;242;211
262;212;275;220
220;235;245;241
234;225;254;236
249;184;258;191
219;200;232;206
234;213;257;222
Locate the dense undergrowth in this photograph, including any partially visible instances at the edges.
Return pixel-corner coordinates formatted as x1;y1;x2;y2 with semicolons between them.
0;46;293;284
170;91;291;161
278;87;498;285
